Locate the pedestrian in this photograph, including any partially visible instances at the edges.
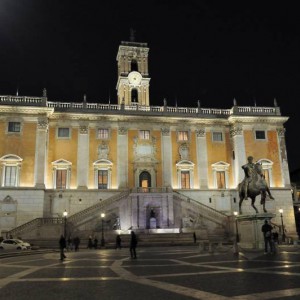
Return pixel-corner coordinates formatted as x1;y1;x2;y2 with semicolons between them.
272;230;279;252
67;236;73;251
193;232;197;243
261;220;273;254
87;236;93;249
116;234;122;249
59;235;67;261
130;231;137;259
94;237;98;249
74;236;80;251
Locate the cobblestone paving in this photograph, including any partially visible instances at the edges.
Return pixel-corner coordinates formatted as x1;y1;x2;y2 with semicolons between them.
1;245;300;299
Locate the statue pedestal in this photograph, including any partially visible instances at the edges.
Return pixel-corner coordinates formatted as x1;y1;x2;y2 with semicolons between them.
237;213;276;249
150;217;157;229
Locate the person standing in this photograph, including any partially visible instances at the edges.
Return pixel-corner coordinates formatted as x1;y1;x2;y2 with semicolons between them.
193;232;197;243
87;236;93;249
116;234;122;249
130;231;137;259
73;236;80;251
59;235;67;261
261;220;273;254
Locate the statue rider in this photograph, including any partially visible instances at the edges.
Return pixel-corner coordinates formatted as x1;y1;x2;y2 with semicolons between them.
242;156;255;200
242;156;275;200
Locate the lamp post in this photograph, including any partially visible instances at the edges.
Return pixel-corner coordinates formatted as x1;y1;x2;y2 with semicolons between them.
278;209;286;243
63;210;68;238
233;211;240;243
101;213;105;247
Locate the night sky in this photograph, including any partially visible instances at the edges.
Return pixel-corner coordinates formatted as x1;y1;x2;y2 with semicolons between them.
1;1;299;171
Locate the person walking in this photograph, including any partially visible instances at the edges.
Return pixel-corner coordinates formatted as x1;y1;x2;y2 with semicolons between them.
116;234;122;249
130;231;137;259
94;237;98;249
59;235;67;261
262;220;273;254
193;232;197;243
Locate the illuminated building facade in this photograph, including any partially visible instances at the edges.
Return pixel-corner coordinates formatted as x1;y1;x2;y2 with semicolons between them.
0;39;296;241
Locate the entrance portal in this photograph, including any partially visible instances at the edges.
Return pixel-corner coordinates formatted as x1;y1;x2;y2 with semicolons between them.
139;171;151;191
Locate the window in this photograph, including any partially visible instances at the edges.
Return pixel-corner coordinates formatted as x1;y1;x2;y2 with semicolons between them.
97;129;109;139
8;122;21;133
131;89;138;103
94;159;113;189
212;132;223;142
181;171;190;189
257;159;273;187
211;161;230;189
176;160;194;189
0;155;22;187
98;170;108;189
178;131;189;141
131;60;138;72
255;130;266;140
52;159;72;189
57;128;70;138
139;130;150;140
56;169;67;189
216;171;226;189
4;166;17;186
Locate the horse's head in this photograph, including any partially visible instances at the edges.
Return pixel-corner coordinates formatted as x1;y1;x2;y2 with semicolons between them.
254;162;263;175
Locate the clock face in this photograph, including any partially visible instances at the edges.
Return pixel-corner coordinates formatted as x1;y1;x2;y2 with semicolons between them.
128;71;142;86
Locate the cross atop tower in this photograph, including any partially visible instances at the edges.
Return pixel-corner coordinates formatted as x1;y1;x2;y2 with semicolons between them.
130;28;136;42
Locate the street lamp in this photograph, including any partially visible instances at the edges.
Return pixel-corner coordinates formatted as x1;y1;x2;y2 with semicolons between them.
63;210;68;238
101;213;105;247
233;211;240;243
278;209;286;243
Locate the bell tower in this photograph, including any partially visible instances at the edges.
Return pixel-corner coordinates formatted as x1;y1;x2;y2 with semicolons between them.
116;31;150;106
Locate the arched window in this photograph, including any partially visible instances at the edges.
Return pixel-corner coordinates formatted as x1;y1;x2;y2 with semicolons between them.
176;160;195;189
0;155;22;187
131;60;138;72
131;89;138;103
257;159;273;187
52;159;72;189
211;161;230;189
93;159;113;189
139;171;151;189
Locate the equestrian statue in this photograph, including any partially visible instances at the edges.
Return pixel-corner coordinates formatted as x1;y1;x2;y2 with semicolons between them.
238;156;274;214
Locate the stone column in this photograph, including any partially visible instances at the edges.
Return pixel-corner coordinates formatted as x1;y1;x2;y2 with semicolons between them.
196;128;208;188
161;128;172;187
77;125;89;189
277;127;291;187
230;124;246;187
117;127;128;188
34;118;48;188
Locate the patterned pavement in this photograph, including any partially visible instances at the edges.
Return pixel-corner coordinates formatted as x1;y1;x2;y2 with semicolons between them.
1;245;300;299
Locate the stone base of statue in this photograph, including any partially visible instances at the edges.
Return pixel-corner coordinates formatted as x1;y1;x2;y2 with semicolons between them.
150;217;157;229
237;213;276;249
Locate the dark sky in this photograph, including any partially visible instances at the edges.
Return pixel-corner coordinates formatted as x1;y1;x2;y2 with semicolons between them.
0;1;300;171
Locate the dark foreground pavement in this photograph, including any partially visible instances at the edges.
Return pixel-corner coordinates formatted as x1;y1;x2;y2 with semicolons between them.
1;244;300;300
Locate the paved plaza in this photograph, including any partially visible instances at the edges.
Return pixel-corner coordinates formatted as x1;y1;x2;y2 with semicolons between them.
1;245;300;299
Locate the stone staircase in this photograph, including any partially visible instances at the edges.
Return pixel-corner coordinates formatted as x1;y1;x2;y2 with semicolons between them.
7;191;130;239
27;232;202;249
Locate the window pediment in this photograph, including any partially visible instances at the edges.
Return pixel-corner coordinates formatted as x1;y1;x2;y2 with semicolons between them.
212;161;230;171
0;154;23;163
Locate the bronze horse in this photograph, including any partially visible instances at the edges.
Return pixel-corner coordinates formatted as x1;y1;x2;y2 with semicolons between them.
238;163;270;214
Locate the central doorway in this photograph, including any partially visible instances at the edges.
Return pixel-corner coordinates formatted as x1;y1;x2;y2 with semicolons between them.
139;171;151;191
